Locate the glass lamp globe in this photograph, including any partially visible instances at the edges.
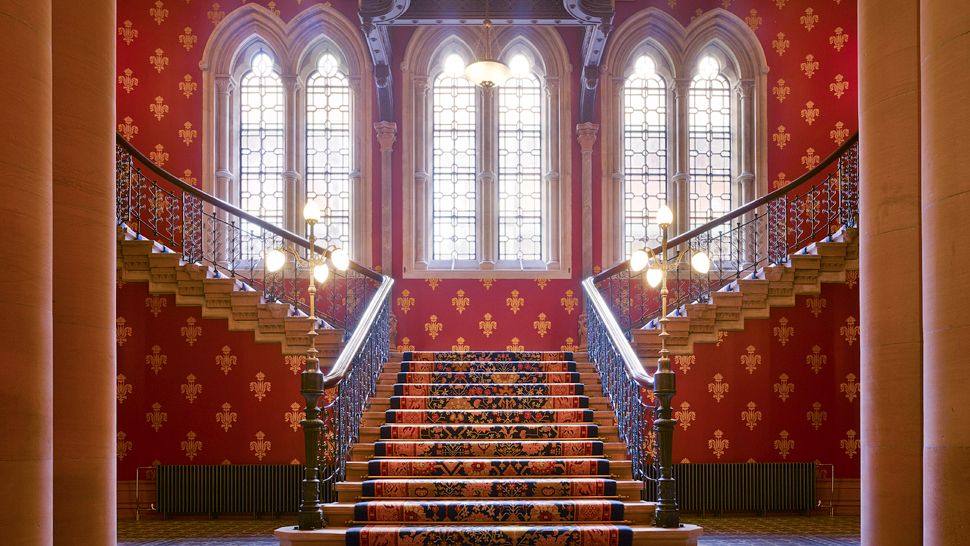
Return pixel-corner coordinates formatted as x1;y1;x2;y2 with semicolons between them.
303;200;321;223
691;251;711;274
313;263;330;284
465;59;512;88
630;249;650;272
646;267;663;288
265;248;286;273
656;205;674;227
330;248;350;272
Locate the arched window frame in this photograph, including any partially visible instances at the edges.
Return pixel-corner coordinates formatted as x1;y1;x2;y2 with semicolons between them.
600;8;768;266
401;26;572;279
200;4;374;265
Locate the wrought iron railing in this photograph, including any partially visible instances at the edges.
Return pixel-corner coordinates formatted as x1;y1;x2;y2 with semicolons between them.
115;135;394;530
583;134;859;527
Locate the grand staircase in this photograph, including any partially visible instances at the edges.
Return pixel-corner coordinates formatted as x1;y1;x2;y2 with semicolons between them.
277;351;701;545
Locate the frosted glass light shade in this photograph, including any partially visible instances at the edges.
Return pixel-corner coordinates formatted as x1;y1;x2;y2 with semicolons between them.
313;263;330;284
465;60;512;87
656;205;674;226
691;251;711;274
630;249;649;272
646;267;663;288
265;249;286;272
303;200;321;222
330;248;350;272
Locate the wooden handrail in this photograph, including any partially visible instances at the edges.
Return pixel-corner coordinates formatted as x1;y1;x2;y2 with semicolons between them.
324;275;394;388
594;133;859;282
581;277;654;387
117;134;384;283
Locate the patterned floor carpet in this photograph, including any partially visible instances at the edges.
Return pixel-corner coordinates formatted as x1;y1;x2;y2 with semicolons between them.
117;515;861;545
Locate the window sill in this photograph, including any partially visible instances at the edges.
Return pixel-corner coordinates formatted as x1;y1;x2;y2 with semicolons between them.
402;259;572;280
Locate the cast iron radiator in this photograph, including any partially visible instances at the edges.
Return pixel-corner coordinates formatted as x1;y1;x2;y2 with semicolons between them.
156;464;302;517
643;462;816;514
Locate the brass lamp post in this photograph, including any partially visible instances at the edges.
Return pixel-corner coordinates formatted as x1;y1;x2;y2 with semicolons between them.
264;199;350;530
629;204;710;529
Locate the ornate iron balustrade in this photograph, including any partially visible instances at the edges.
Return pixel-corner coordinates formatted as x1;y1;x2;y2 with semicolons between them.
115;134;394;530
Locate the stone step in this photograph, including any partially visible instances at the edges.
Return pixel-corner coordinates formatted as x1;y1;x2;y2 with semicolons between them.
334;477;646;503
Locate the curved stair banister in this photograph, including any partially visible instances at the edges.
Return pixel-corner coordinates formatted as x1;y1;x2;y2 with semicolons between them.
115;135;394;530
583;133;859;528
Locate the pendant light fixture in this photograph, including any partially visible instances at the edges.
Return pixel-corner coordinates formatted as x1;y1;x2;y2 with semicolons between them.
464;0;511;88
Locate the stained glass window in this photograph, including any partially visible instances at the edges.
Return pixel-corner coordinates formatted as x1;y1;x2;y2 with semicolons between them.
498;54;543;262
239;51;285;229
431;54;478;262
622;54;667;255
688;55;733;230
306;52;353;253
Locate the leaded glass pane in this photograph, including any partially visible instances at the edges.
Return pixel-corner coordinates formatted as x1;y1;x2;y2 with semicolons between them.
306;58;352;254
498;66;543;262
622;59;667;256
239;54;285;230
688;60;732;231
431;69;477;262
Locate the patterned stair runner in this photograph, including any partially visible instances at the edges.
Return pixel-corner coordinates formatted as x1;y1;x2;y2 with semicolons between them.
341;351;648;546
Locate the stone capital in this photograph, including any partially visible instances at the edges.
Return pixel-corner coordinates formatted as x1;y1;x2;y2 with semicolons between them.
576;122;600;152
374;121;398;153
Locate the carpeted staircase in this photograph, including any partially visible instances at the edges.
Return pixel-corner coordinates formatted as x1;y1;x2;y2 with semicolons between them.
306;350;701;546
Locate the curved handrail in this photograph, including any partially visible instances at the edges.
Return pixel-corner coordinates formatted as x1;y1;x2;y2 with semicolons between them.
594;133;859;283
582;277;652;387
116;134;383;282
324;275;393;387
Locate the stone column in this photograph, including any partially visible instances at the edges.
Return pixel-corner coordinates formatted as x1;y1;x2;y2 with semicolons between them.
858;0;923;544
375;121;397;273
52;0;117;543
0;1;53;543
920;1;970;543
577;123;598;278
672;79;691;235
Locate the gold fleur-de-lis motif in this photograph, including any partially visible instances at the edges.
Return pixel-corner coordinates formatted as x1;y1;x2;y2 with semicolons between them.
773;172;788;189
215;345;236;374
841;373;860;402
675;354;695;374
775;0;788;8
772;32;790;56
149;48;169;73
506;289;525;315
146;402;168;432
829;27;849;51
425;278;440;290
506;337;525;351
806;296;826;317
181;169;197;186
708;430;729;459
117;374;133;404
801;148;821;170
285;355;305;375
145;295;167;317
561;337;578;352
250;431;272;461
267;0;281;17
667;0;677;8
117;431;133;461
118;116;139;140
179;74;198;99
676;401;696;431
118;68;139;93
720;0;732;9
773;317;794;346
207;3;226;25
118;20;138;45
800;101;820;125
800;54;819;78
772;125;791;149
179;317;201;346
285;402;305;432
150;0;169;25
534;278;549;290
179;121;197;146
741;345;761;374
117;317;133;346
149;143;169;166
745;9;762;31
830;121;850;146
533;313;552;338
841;316;859;345
215;402;237;432
181;374;202;403
800;7;819;31
841;429;859;459
741;401;762;431
805;344;827;374
396;289;415;314
708;373;729;402
249;371;271;401
424;315;442;339
829;74;849;99
560;289;579;315
451;289;470;314
480;278;494;290
772;78;791;103
806;401;828;430
774;373;795;401
396;337;415;352
178;26;197;51
846;269;858;289
774;430;795;458
690;8;704;22
181;431;202;460
451;337;469;353
145;344;166;374
149;96;169;121
715;330;728;347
